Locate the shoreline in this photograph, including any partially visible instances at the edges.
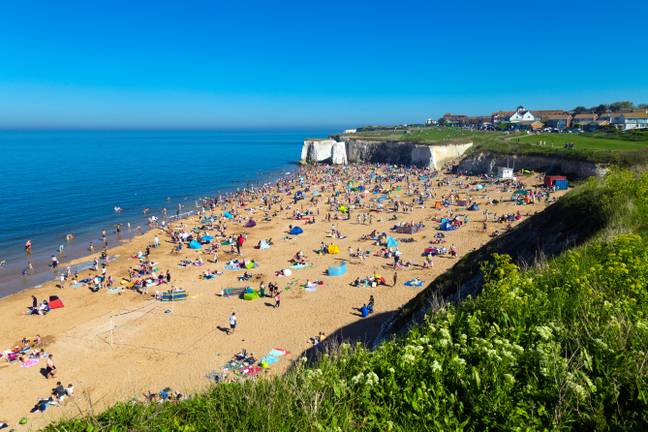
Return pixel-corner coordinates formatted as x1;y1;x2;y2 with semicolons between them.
0;166;295;299
0;162;565;430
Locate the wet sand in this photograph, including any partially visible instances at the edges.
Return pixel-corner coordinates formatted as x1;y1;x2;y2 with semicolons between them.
0;165;563;430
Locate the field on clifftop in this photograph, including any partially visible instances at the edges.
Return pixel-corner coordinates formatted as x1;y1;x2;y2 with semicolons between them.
346;127;648;164
47;170;648;431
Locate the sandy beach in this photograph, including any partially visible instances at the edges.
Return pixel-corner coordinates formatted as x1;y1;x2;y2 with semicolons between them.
0;163;564;430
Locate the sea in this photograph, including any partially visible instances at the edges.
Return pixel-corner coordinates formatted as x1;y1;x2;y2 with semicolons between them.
0;129;335;297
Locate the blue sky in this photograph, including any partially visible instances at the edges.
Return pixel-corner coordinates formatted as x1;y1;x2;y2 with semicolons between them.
1;0;646;128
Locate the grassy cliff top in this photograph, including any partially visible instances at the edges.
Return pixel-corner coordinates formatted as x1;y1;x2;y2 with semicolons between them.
343;127;648;164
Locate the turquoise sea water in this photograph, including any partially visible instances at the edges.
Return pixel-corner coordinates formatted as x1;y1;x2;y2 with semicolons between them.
0;129;333;296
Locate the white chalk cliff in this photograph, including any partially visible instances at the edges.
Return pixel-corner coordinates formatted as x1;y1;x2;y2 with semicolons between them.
301;138;472;170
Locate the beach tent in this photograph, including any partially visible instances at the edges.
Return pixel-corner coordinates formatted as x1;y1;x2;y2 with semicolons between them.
393;224;423;234
289;226;304;235
511;190;530;201
244;260;257;269
221;287;247;297
48;295;64;309
467;203;480;211
294;191;305;200
456;200;468;207
327;261;347;276
223;211;234;219
433;201;444;209
386;236;398;248
189;240;202;249
544;175;567;187
201;235;214;242
245;219;257;228
241;287;260;301
337;205;348;213
475;184;485;190
160;290;187;302
439;222;458;231
327;244;340;254
553;179;569;190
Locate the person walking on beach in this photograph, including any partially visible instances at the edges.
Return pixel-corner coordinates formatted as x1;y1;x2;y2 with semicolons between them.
45;354;57;379
236;234;244;255
274;292;281;308
51;255;59;270
228;312;237;335
392;271;398;287
25;240;32;256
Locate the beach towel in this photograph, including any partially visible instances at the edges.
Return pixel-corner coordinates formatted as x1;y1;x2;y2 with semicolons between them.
69;283;83;289
303;282;318;292
160;290;187;302
189;240;202;249
223;211;234;219
20;358;39;368
404;279;424;287
289;263;311;270
269;348;289;357
240;365;262;376
258;240;270;250
107;287;123;295
245;219;257;228
259;355;279;366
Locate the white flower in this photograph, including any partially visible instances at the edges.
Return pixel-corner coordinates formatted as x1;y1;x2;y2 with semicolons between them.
365;371;380;387
431;360;442;373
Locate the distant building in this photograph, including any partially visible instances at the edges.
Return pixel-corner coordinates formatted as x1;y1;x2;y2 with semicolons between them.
425;118;438;126
508;106;535;123
492;111;515;124
572;113;599;127
466;116;491;128
611;111;648;130
442;113;468;126
343;129;357;134
532;110;572;129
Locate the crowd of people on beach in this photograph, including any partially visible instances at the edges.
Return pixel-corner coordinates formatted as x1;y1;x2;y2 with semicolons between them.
1;161;564;428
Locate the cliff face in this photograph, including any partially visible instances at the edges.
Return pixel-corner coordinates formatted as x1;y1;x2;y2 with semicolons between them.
301;139;473;170
301;139;348;164
455;151;609;178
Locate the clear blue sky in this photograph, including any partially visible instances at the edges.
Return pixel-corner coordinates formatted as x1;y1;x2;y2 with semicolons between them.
1;0;646;129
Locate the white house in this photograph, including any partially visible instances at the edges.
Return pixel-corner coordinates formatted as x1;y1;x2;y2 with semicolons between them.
496;166;515;180
343;129;357;134
509;106;535;123
611;112;648;130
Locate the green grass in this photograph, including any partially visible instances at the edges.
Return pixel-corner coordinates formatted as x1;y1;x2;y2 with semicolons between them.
46;169;648;431
344;127;648;164
516;133;648;152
